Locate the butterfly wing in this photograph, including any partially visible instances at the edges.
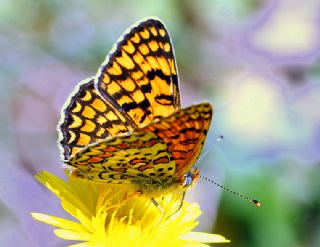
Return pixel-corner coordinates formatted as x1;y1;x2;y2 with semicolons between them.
142;102;213;178
67;131;175;186
66;103;213;191
59;18;180;161
58;78;136;160
95;18;180;128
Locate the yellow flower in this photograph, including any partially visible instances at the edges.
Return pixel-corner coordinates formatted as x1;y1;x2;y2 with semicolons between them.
31;171;230;247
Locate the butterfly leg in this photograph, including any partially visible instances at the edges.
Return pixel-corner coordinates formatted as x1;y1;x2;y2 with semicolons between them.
151;191;186;219
151;197;165;215
167;191;185;219
149;197;167;231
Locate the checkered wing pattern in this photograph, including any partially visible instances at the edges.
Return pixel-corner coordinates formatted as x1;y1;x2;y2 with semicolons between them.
67;103;212;191
58;19;180;160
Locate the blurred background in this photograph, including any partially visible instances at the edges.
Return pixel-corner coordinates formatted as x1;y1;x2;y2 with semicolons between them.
1;0;320;246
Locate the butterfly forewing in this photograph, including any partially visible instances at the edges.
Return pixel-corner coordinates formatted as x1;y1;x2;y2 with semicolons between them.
95;18;180;128
58;78;135;160
59;19;181;161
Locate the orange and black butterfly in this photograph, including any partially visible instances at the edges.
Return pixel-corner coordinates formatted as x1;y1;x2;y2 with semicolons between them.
58;18;213;205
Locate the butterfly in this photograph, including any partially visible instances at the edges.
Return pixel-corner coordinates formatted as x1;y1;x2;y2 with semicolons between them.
58;18;213;210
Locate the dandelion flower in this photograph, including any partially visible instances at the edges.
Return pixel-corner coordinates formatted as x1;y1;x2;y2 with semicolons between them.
31;171;230;246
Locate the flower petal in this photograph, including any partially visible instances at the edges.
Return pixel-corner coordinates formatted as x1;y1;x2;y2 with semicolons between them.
36;171;93;217
67;243;94;247
184;243;210;247
180;232;230;243
54;228;91;241
31;213;86;232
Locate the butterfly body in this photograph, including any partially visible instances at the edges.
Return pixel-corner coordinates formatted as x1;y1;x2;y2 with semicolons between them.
58;18;213;198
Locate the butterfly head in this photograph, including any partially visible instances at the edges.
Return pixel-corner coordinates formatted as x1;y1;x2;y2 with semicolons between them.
181;168;200;191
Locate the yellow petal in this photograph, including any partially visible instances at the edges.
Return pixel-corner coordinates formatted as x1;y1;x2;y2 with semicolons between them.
54;228;91;241
67;243;93;247
75;208;95;232
184;243;210;247
180;232;230;243
36;171;93;217
31;213;86;232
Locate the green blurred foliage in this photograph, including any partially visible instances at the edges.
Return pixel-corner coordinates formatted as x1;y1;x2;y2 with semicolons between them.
215;162;320;247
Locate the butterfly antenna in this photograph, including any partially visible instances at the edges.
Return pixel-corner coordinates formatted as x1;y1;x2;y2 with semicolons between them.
194;135;224;168
200;175;261;207
194;146;212;167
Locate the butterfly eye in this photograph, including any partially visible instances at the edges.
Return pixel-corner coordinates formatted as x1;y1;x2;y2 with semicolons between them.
181;172;193;188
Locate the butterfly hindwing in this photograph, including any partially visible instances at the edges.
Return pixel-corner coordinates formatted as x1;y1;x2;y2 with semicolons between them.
67;131;176;185
142;103;213;178
95;18;180;128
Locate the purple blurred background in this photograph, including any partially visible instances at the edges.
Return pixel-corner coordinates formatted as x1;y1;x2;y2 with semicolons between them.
1;1;320;246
